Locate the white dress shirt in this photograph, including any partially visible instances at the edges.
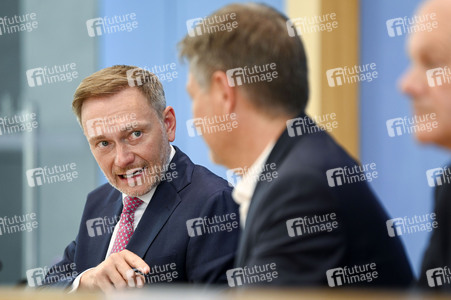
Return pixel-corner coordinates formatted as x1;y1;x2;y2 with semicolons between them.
70;146;175;291
232;142;275;228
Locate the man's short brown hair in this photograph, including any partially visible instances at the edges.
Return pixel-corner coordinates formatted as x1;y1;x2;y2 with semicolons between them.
72;65;166;125
179;3;309;117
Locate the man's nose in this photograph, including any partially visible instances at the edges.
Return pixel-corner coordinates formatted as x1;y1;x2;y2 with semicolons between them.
400;67;423;98
114;144;134;168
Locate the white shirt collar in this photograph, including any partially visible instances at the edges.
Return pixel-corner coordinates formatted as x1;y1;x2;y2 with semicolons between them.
121;145;176;203
232;141;275;228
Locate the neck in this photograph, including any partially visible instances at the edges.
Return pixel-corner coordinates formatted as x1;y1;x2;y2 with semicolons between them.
225;110;289;169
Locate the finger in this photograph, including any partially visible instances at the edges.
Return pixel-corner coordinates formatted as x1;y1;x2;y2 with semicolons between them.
125;269;136;288
100;259;128;290
136;275;144;288
97;275;115;293
124;268;146;288
121;250;150;273
107;267;128;289
114;256;148;288
115;256;138;281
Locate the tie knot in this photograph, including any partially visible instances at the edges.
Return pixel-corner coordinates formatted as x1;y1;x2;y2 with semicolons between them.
123;196;144;214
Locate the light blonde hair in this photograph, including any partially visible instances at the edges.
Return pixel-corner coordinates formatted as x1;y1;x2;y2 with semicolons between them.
72;65;166;125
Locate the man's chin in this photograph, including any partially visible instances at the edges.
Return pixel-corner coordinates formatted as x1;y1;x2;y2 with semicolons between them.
208;149;229;168
414;131;442;147
122;187;153;197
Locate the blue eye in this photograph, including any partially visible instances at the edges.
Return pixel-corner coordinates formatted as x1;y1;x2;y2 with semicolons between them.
98;141;109;148
132;131;142;138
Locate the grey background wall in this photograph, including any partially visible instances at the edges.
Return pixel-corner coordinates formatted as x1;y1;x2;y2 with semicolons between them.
0;0;98;284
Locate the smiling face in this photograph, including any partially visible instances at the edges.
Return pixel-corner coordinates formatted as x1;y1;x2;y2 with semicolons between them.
81;87;175;196
400;0;451;149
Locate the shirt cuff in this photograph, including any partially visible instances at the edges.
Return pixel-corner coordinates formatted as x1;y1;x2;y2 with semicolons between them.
69;268;92;293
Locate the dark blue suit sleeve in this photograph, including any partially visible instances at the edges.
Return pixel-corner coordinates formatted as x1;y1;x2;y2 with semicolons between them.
42;236;79;288
185;189;240;284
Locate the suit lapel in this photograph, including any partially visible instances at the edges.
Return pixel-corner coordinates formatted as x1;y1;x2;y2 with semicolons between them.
125;146;192;258
236;113;310;267
126;181;182;257
86;190;122;267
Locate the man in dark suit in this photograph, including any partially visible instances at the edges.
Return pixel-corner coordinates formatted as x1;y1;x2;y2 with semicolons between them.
43;65;239;291
179;3;413;287
417;183;451;290
400;0;451;291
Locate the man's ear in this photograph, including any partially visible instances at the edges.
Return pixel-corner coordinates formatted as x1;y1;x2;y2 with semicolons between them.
210;70;237;114
162;106;176;142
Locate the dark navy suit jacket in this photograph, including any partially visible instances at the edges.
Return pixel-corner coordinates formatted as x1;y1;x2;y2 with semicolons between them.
419;172;451;291
235;114;413;287
44;146;240;287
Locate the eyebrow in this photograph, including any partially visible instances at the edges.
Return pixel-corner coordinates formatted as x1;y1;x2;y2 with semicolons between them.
87;122;150;144
88;134;107;145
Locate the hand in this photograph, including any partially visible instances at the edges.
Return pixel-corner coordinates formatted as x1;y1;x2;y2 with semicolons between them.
79;250;149;292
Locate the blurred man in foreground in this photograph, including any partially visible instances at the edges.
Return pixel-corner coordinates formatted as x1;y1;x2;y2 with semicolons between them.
43;65;239;291
401;0;451;291
180;3;413;288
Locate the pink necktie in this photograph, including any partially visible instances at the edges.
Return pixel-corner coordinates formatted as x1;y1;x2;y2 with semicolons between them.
110;196;144;254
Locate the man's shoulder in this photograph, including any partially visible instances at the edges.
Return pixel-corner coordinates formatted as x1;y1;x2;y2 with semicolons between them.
172;146;232;203
435;174;451;207
173;146;232;195
275;130;356;177
171;158;237;216
86;182;118;201
186;164;232;198
253;129;379;214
